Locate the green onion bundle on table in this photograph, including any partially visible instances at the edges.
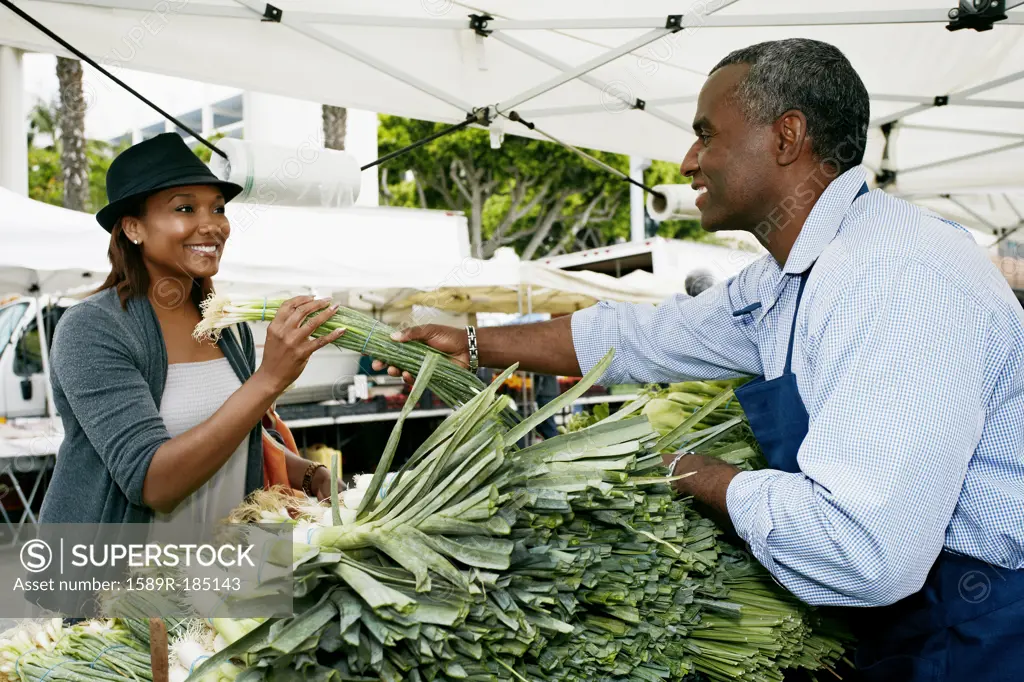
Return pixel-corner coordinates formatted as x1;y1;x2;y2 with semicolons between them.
181;350;850;682
0;351;851;682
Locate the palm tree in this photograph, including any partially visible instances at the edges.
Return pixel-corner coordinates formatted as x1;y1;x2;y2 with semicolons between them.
26;99;57;148
56;56;88;211
322;104;347;150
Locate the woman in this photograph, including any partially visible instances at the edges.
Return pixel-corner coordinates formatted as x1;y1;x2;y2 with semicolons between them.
39;132;344;525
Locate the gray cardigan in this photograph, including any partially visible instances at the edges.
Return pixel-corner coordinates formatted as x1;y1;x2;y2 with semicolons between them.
40;287;264;524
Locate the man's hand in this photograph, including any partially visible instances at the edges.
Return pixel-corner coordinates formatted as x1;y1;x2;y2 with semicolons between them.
372;315;581;380
370;324;470;383
662;451;742;533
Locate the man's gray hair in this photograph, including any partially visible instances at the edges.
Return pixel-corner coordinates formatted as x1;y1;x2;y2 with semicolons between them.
712;39;870;174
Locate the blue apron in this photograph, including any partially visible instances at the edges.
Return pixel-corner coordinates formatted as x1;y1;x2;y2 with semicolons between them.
733;183;1024;682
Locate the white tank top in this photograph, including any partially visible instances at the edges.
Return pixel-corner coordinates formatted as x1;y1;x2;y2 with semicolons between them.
153;358;249;527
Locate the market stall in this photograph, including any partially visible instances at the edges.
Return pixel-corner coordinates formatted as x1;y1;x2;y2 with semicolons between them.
362;246;750;315
1;4;1022;678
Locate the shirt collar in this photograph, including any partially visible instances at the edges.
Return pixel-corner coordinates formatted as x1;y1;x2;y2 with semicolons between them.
782;166;869;275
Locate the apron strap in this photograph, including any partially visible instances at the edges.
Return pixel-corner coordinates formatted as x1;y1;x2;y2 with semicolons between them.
783;272;810;375
783;182;869;375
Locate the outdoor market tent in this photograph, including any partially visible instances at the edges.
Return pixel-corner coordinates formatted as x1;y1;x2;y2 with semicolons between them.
2;1;1023;238
0;187;109;294
0;190;711;310
362;245;763;314
0;187;472;296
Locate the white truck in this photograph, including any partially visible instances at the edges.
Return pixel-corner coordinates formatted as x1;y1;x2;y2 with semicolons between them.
0;296;63;421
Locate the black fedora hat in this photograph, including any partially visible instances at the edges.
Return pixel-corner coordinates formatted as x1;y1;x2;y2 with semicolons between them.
96;132;243;232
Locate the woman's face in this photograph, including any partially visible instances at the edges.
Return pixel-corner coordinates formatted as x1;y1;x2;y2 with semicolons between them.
128;184;230;283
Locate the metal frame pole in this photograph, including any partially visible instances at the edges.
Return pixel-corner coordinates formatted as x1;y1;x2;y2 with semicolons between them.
230;0;475;114
33;295;57;424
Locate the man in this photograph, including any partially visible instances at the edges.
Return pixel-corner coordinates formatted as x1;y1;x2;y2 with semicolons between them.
374;39;1024;680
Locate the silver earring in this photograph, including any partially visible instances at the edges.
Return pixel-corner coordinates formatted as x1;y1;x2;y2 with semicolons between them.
133;239;140;245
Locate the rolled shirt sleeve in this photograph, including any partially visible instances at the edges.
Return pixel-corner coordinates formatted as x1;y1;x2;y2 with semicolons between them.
727;257;992;607
570;261;767;385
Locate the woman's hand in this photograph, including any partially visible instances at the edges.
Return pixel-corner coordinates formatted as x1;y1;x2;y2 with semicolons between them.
255;296;345;394
312;465;346;502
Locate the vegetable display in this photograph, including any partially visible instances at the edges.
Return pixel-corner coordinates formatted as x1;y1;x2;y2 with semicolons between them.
1;352;851;682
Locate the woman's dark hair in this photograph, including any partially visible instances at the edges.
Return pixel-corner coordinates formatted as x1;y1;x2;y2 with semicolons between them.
94;195;212;310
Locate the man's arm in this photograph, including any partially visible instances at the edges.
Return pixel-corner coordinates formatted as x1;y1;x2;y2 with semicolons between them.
726;258;990;607
377;316;579;378
662;452;741;532
379;264;767;384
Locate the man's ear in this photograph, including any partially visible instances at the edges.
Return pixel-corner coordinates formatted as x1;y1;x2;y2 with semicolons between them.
774;109;809;167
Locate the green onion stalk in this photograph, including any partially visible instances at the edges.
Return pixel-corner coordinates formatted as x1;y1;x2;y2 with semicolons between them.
0;619;156;682
193;296;519;428
183;349;850;682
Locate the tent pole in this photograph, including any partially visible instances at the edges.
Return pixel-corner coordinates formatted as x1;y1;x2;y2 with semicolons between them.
525;285;534;446
48;2;1019;30
900;139;1024;176
873;69;1024;127
956;68;1024;99
991;222;1024;247
494;27;680;113
898;124;1024;140
871;104;932;128
49;1;974;29
945;196;1002;233
33;295;57;426
486;10;966;30
491;32;693;132
517;95;698;119
230;0;474;113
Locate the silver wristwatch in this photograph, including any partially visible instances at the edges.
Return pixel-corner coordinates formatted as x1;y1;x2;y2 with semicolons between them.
466;325;479;372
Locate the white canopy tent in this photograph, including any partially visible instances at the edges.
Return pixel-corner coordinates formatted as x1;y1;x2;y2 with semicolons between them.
0;187;109;295
0;190;701;311
2;1;1024;237
0;187;473;296
368;245;751;315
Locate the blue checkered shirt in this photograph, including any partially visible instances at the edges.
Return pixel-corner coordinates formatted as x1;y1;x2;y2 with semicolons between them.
571;167;1024;607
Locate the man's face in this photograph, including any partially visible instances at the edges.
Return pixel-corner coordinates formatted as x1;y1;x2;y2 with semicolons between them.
681;64;776;233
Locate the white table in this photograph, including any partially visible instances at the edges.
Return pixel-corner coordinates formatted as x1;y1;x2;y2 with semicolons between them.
0;422;59;545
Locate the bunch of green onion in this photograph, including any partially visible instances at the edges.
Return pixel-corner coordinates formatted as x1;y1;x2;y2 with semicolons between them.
0;354;850;682
193;295;518;427
0;619;154;682
182;350;849;682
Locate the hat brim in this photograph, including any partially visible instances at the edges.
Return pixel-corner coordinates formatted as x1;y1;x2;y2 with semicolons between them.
96;175;244;232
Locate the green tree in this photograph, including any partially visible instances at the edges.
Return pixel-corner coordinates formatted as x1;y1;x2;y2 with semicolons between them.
26;98;125;213
379;117;700;260
378;117;708;258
